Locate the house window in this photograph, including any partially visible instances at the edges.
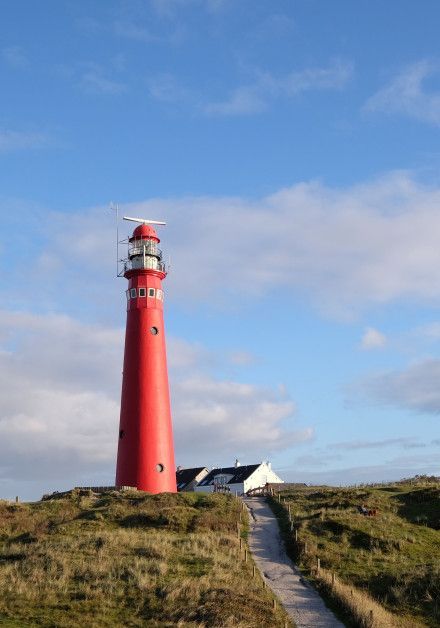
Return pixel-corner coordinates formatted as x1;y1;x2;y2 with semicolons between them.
130;288;137;298
148;288;156;297
138;287;146;297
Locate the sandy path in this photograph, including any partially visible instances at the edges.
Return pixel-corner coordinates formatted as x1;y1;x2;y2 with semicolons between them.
244;497;345;628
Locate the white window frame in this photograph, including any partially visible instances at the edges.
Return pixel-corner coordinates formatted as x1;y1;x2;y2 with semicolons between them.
157;289;163;301
138;287;147;297
126;290;131;301
148;288;156;298
130;288;137;298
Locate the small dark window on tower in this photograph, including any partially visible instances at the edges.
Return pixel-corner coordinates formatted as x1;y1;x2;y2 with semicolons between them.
156;463;164;473
150;326;159;335
130;288;137;298
119;430;125;439
148;288;156;297
139;287;146;297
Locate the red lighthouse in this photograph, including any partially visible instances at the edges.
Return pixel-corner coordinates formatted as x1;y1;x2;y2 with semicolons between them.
115;216;177;493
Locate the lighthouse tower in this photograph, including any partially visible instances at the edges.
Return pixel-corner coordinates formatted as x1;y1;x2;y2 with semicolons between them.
115;217;177;493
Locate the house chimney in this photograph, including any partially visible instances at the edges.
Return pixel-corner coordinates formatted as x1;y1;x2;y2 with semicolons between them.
235;458;241;468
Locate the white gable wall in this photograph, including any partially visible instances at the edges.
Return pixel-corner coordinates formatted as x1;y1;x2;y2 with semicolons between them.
243;462;284;493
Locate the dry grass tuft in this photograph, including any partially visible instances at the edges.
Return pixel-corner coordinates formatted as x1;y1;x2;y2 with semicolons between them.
270;479;439;627
315;568;415;627
0;491;291;627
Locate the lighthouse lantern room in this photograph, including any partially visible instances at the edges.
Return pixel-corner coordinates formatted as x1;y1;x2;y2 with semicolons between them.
115;216;177;493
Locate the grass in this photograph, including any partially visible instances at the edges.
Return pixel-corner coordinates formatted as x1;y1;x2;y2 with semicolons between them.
270;477;440;627
0;490;291;627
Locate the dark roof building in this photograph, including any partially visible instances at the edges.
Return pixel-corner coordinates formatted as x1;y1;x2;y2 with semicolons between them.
194;460;284;495
176;466;209;491
197;464;260;488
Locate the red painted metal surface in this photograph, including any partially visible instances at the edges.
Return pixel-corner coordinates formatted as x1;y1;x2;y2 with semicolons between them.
115;225;177;493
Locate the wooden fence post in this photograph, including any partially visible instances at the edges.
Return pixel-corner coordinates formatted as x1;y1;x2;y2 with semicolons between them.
317;557;321;571
244;549;248;562
295;528;298;542
252;565;256;578
272;598;277;610
331;572;335;587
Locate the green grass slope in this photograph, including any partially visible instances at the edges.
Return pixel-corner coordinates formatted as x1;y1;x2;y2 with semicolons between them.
271;478;440;627
0;490;290;628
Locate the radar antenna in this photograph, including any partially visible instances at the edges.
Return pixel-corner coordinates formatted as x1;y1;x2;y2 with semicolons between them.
123;216;166;226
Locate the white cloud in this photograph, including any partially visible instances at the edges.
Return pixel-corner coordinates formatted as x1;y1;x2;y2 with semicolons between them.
204;84;266;116
78;13;184;45
361;358;440;415
204;59;353;116
327;437;419;451
132;171;440;316
113;20;185;44
229;350;257;366
360;327;387;350
294;452;343;468
281;458;440;486
415;321;440;340
147;73;192;104
2;45;28;68
365;60;440;126
173;375;311;465
151;0;229;18
0;130;49;152
248;14;295;41
80;66;127;95
0;309;307;497
9;170;440;319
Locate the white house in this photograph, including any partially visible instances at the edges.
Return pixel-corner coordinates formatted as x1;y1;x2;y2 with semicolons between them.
194;460;283;496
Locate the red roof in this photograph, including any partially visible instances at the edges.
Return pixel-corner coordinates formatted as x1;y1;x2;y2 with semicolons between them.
130;223;160;243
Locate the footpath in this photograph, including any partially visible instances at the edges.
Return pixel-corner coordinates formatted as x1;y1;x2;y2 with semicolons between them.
244;497;345;628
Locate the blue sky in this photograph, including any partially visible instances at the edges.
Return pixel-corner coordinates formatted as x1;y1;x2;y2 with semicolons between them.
1;0;440;500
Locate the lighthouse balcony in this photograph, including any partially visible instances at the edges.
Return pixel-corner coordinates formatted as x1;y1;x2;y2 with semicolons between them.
123;257;166;272
129;242;162;258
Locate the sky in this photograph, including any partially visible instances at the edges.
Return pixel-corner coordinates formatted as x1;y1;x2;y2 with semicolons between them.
1;0;440;501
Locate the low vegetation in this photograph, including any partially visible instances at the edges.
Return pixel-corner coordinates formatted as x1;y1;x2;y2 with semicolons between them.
0;490;290;627
270;476;440;627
